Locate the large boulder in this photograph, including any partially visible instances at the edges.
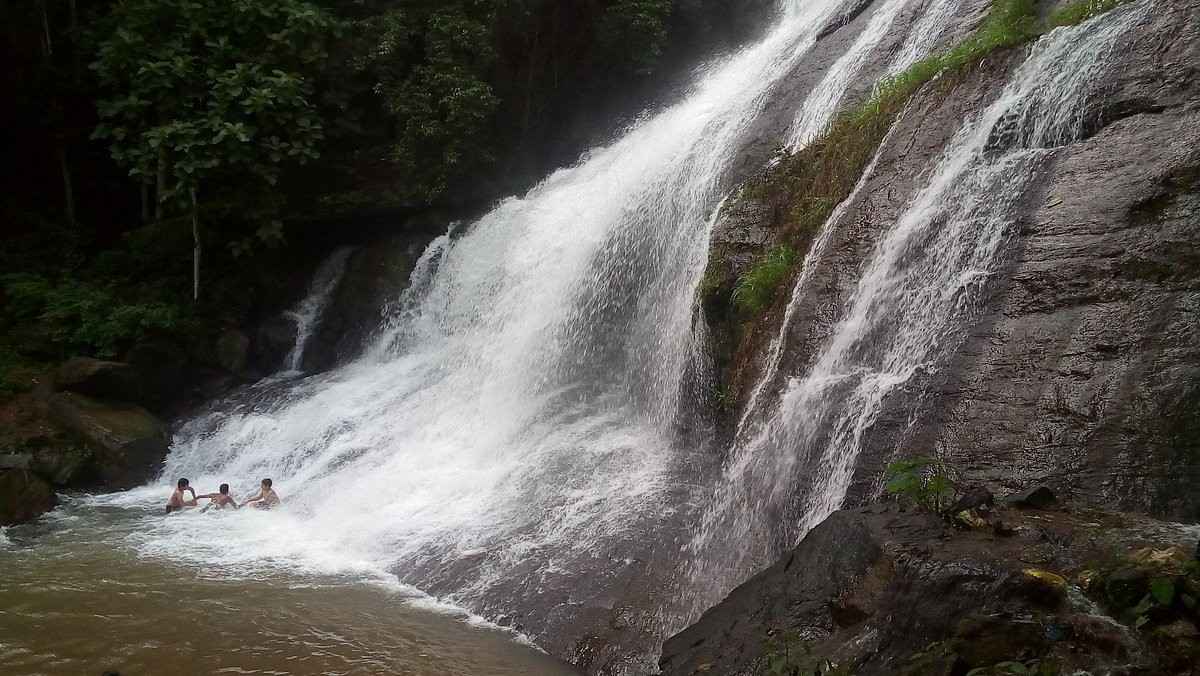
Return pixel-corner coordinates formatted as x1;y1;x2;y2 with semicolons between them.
0;469;57;525
45;392;169;489
214;328;250;375
55;357;142;401
253;314;299;373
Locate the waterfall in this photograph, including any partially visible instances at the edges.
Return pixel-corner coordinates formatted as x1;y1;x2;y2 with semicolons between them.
281;247;353;374
690;0;1151;605
150;0;857;653
784;0;915;150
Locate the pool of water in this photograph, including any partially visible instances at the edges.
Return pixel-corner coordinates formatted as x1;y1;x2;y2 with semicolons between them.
0;497;578;676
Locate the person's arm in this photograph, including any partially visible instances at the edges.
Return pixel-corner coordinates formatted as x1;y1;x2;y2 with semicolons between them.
196;493;218;499
229;496;240;509
242;490;262;504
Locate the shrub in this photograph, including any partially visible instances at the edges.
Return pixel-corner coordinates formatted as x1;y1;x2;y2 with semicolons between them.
884;457;955;512
0;273;184;359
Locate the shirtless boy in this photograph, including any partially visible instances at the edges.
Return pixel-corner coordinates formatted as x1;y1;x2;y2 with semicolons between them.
166;478;198;514
242;478;281;510
197;483;239;511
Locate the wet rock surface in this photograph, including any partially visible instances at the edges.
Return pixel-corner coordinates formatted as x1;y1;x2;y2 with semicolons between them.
0;469;57;526
661;500;1200;676
45;392;169;489
709;0;1200;522
304;233;436;372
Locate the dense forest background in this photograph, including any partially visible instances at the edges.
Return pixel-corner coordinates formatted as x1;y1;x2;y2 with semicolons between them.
1;0;773;393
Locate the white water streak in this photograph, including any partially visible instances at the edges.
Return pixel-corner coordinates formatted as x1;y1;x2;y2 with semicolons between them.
786;0;916;150
282;247;352;373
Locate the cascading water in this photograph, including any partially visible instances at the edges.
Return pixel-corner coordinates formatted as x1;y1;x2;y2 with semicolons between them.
281;247;352;373
784;0;915;150
136;0;861;660
690;0;1151;605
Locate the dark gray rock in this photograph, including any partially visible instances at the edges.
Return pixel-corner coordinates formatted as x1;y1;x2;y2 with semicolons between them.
55;357;142;402
0;469;57;526
214;328;250;375
1007;485;1057;509
948;486;995;514
253;314;298;374
662;504;1200;676
45;392;169;489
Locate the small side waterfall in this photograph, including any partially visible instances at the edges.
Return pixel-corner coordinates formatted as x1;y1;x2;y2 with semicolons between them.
281;247;352;373
690;0;1151;605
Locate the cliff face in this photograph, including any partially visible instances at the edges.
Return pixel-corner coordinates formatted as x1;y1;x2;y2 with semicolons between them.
704;0;1200;521
670;0;1200;670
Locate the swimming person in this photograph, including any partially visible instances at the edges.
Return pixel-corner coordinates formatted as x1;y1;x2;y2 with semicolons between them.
242;478;281;510
165;478;198;514
197;483;239;511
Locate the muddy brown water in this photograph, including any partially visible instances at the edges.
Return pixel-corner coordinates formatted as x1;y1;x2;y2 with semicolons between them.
0;499;579;676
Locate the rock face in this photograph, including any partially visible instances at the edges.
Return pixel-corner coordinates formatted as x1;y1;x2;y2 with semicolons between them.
45;392;169;489
662;501;1200;676
707;0;1200;524
55;357;143;402
0;469;57;526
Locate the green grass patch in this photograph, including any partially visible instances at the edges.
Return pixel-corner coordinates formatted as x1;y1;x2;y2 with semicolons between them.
1049;0;1132;27
733;246;796;314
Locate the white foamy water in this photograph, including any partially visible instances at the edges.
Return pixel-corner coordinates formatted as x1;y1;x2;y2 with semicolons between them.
691;0;1152;601
149;0;855;652
281;247;352;373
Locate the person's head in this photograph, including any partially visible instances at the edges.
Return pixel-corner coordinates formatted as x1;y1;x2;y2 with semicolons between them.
219;483;230;495
177;478;190;490
261;478;273;489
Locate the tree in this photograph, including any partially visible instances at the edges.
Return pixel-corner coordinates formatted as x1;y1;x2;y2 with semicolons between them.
91;0;340;301
355;1;500;203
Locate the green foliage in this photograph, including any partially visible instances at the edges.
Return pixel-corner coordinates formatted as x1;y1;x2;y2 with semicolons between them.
884;457;955;513
597;0;673;76
761;630;850;676
355;1;501;203
90;0;340;239
0;273;184;359
1049;0;1131;27
733;246;796;315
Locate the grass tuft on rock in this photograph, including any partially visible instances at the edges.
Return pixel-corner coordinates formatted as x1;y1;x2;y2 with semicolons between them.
733;246;796;314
